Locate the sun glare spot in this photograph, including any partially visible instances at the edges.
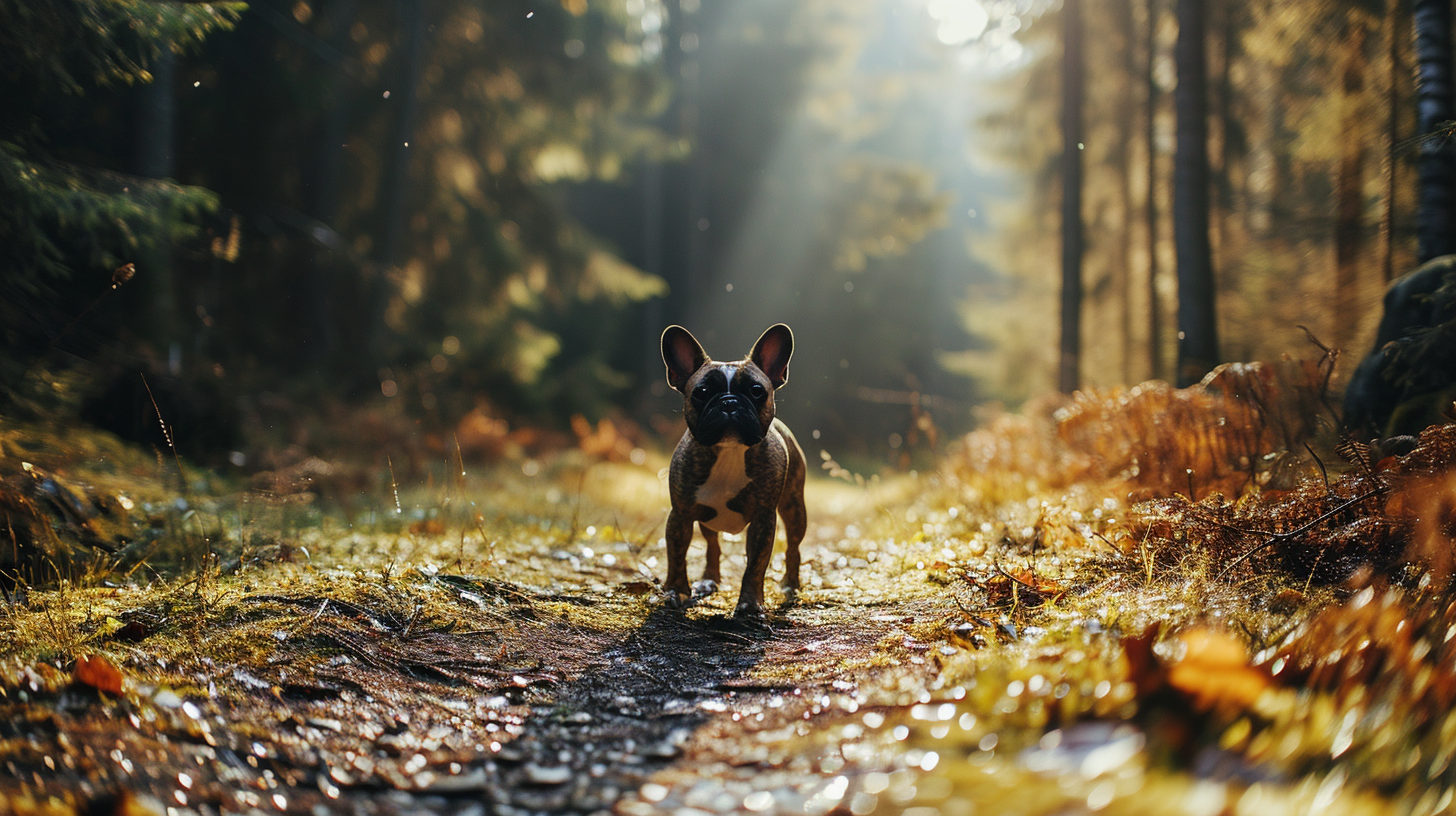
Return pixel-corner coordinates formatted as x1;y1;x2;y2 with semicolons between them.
929;0;989;45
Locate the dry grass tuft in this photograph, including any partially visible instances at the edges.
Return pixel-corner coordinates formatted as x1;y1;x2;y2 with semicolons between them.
1126;422;1456;588
950;355;1340;503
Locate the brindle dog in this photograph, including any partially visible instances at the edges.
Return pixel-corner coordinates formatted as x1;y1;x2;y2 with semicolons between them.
660;324;808;617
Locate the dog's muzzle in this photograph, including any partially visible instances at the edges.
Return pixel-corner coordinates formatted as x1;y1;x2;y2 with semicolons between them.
695;394;764;445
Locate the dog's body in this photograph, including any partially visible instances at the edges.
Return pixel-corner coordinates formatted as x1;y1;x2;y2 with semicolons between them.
661;324;808;617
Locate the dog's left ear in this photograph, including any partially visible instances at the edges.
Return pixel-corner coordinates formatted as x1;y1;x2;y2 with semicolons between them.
749;324;793;388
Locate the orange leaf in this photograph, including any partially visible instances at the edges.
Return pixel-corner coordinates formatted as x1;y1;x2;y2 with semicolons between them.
409;519;446;535
1165;627;1271;712
1123;625;1271;714
74;654;123;695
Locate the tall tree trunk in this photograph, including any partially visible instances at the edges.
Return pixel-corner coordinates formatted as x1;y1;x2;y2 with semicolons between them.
1060;0;1085;394
136;47;178;354
1383;0;1403;283
305;0;361;367
1146;0;1163;381
1173;0;1218;386
1210;0;1228;272
368;0;425;368
1116;0;1137;385
1413;0;1456;263
1212;0;1246;360
1335;24;1367;352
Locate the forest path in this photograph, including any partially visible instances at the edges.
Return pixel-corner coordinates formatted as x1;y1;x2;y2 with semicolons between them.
2;442;1416;816
358;467;960;814
2;460;979;816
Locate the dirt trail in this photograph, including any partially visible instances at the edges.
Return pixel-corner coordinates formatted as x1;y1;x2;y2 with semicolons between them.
2;464;962;815
468;600;929;815
4;442;1425;816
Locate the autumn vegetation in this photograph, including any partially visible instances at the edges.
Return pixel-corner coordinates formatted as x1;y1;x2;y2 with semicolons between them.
3;0;1456;814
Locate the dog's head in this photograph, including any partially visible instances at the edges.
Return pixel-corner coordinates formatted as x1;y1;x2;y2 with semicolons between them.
661;324;793;447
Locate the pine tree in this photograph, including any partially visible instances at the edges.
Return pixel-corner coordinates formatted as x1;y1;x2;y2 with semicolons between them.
0;0;242;387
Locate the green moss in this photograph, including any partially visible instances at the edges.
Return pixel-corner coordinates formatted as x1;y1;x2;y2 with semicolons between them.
3;404;1455;814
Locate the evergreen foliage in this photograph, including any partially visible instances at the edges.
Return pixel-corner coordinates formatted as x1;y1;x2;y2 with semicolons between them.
0;0;241;385
0;0;677;428
176;0;677;422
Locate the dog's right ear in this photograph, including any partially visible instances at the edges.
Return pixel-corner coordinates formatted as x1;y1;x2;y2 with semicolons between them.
662;325;708;392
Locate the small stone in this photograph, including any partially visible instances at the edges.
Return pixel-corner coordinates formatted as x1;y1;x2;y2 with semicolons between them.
425;763;489;792
153;689;183;708
743;791;774;812
523;763;573;785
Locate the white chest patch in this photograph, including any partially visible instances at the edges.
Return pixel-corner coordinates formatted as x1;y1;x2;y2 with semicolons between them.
695;442;751;534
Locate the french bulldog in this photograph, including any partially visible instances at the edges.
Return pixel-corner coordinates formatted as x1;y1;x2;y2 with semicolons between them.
660;323;808;617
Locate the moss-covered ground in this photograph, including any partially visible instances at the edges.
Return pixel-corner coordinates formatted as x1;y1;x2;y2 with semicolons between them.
3;371;1456;816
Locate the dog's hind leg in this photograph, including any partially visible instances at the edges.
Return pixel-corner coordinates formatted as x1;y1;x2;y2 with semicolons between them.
778;430;808;593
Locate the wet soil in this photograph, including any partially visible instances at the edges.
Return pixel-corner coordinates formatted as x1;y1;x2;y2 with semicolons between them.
2;427;1450;816
1;568;946;816
0;456;960;816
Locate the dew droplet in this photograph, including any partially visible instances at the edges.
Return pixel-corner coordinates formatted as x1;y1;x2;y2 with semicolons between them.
743;790;773;811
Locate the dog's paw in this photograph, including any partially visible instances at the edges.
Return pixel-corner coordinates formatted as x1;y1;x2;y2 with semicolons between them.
692;579;719;598
662;589;691;609
732;599;765;619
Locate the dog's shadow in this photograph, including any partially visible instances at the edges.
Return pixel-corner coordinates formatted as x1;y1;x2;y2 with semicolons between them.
682;580;803;625
489;601;794;810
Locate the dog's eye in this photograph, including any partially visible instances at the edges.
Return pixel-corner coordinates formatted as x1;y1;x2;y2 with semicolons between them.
693;384;711;400
749;383;767;399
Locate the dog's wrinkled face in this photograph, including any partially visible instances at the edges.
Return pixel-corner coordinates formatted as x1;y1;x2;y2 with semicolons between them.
662;325;792;447
681;363;775;447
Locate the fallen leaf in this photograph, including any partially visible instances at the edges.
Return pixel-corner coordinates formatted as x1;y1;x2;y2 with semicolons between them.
618;580;655;595
74;654;123;695
409;519;446;535
1123;625;1271;714
112;619;153;642
1165;627;1271;712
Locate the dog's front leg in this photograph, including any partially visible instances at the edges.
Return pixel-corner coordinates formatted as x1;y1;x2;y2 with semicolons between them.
734;510;778;618
663;508;694;606
694;526;721;597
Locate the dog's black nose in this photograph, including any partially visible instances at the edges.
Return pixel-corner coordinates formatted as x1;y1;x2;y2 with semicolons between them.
709;393;750;413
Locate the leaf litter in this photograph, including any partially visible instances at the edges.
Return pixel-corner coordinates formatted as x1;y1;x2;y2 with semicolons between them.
2;359;1456;815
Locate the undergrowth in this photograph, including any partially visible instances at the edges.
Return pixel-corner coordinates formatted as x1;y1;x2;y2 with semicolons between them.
916;357;1456;815
2;355;1456;815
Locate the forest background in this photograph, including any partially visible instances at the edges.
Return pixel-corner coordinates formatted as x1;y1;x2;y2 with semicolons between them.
0;0;1435;470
